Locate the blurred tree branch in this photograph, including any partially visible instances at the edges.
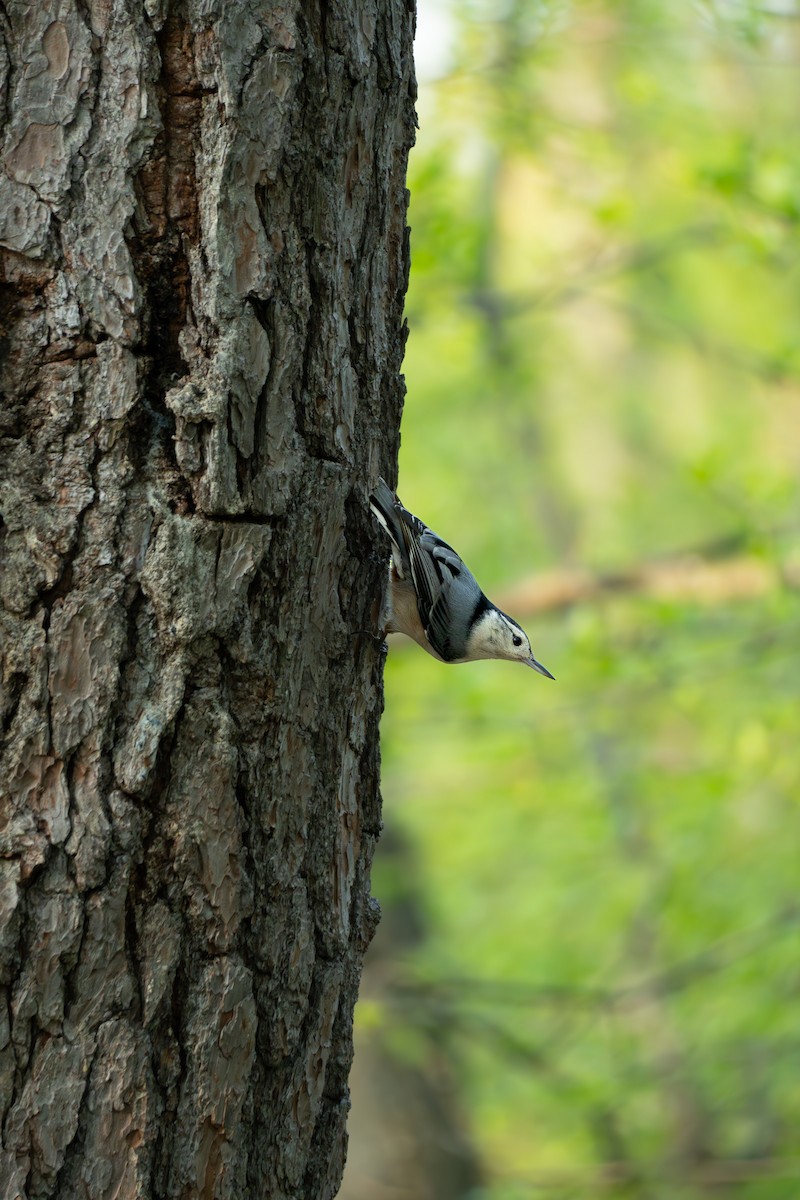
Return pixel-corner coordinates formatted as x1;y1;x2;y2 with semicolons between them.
612;296;800;382
497;531;799;618
467;222;725;321
494;1155;800;1191
384;902;800;1013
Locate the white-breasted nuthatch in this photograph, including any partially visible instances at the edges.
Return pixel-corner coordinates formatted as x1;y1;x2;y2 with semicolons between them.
370;478;554;678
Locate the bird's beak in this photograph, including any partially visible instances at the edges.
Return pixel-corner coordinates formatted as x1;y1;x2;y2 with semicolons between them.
527;656;555;680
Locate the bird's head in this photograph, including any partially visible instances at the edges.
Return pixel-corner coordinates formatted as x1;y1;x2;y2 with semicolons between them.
466;607;555;678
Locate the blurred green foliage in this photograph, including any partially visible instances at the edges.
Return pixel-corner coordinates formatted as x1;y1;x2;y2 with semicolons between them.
366;2;800;1196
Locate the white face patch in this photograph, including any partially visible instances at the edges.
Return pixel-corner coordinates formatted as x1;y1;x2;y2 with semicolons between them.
466;609;531;663
501;617;531;660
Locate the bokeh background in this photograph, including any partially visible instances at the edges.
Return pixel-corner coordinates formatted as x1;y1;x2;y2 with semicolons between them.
343;3;800;1197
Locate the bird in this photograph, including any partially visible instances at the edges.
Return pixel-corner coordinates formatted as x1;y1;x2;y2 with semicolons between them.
369;477;554;678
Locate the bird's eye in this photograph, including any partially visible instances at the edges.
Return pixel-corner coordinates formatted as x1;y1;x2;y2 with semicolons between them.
512;634;522;647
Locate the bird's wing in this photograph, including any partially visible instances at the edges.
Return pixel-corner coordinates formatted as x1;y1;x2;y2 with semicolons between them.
370;479;482;661
410;532;479;662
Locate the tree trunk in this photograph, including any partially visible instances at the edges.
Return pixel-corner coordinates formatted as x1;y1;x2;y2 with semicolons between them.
0;2;415;1196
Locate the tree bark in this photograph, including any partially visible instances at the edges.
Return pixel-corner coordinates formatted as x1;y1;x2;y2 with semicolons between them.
0;1;415;1197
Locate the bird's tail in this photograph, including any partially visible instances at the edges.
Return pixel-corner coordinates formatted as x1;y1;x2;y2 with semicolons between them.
369;477;407;575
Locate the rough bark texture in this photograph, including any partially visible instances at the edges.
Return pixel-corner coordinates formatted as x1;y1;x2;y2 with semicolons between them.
0;1;415;1197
